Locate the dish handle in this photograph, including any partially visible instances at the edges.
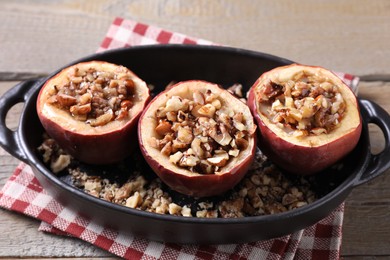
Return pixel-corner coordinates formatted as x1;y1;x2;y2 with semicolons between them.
0;79;43;163
354;99;390;187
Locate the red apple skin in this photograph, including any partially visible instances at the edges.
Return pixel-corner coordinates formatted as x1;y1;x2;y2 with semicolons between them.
138;80;257;197
36;61;150;165
139;143;256;197
38;107;144;165
247;64;362;175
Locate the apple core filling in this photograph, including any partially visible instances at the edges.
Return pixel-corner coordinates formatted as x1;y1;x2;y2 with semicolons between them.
47;65;136;127
257;72;346;137
150;89;251;174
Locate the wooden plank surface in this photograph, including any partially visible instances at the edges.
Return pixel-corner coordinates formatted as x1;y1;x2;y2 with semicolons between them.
0;0;390;258
342;82;390;256
0;0;389;79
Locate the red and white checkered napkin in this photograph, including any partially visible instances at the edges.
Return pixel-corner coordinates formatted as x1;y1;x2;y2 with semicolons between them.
0;17;358;259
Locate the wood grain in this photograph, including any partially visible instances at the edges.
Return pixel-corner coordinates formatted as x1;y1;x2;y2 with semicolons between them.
341;82;390;256
1;0;390;258
0;0;389;78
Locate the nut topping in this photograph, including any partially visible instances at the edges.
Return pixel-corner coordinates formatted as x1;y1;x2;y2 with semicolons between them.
257;71;347;136
151;88;251;174
47;65;136;126
40;99;317;218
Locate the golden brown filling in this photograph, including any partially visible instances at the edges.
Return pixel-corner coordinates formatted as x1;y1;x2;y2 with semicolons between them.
150;89;250;174
48;66;135;127
38;133;318;217
258;72;346;137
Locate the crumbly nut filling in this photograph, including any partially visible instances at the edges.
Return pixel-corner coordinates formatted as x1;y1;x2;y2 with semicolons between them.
37;83;320;218
258;71;346;137
38;133;317;218
150;89;250;174
47;65;136;126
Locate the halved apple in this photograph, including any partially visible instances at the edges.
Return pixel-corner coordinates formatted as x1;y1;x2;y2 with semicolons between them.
247;64;362;175
138;80;257;197
36;61;150;164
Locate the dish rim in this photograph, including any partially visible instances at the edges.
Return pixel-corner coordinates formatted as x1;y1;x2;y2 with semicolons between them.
17;44;369;225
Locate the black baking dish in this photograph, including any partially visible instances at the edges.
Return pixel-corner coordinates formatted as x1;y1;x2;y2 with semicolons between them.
1;45;390;244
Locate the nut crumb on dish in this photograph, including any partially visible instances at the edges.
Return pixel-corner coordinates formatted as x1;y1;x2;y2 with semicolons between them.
38;136;317;218
37;82;319;218
37;133;72;173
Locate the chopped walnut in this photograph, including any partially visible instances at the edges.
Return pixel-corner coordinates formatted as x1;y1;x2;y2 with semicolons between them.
152;88;252;174
168;203;182;215
84;178;102;197
41;136;318;218
39;79;319;219
47;64;136;126
50;154;71;174
218;198;245;218
181;205;192;217
258;71;346;137
37;134;72;173
126;192;142;208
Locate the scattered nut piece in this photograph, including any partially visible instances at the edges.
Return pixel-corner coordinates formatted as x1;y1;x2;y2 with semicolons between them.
126;191;142;208
168;203;182;215
50;154;71;173
39;79;319;218
181;206;192;217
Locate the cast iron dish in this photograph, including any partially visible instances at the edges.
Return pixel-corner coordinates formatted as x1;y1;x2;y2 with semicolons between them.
1;45;390;244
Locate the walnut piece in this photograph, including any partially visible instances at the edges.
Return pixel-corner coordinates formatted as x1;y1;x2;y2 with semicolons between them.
48;65;135;126
258;72;346;137
152;88;251;174
39;81;318;219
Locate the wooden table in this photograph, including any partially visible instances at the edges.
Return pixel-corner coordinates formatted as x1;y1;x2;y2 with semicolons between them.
1;1;389;259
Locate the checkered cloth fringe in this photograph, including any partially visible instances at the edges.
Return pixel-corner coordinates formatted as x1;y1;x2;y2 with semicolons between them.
0;17;358;259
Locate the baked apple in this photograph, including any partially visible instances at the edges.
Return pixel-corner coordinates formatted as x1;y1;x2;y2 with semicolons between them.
36;61;150;164
247;64;362;175
138;80;257;197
